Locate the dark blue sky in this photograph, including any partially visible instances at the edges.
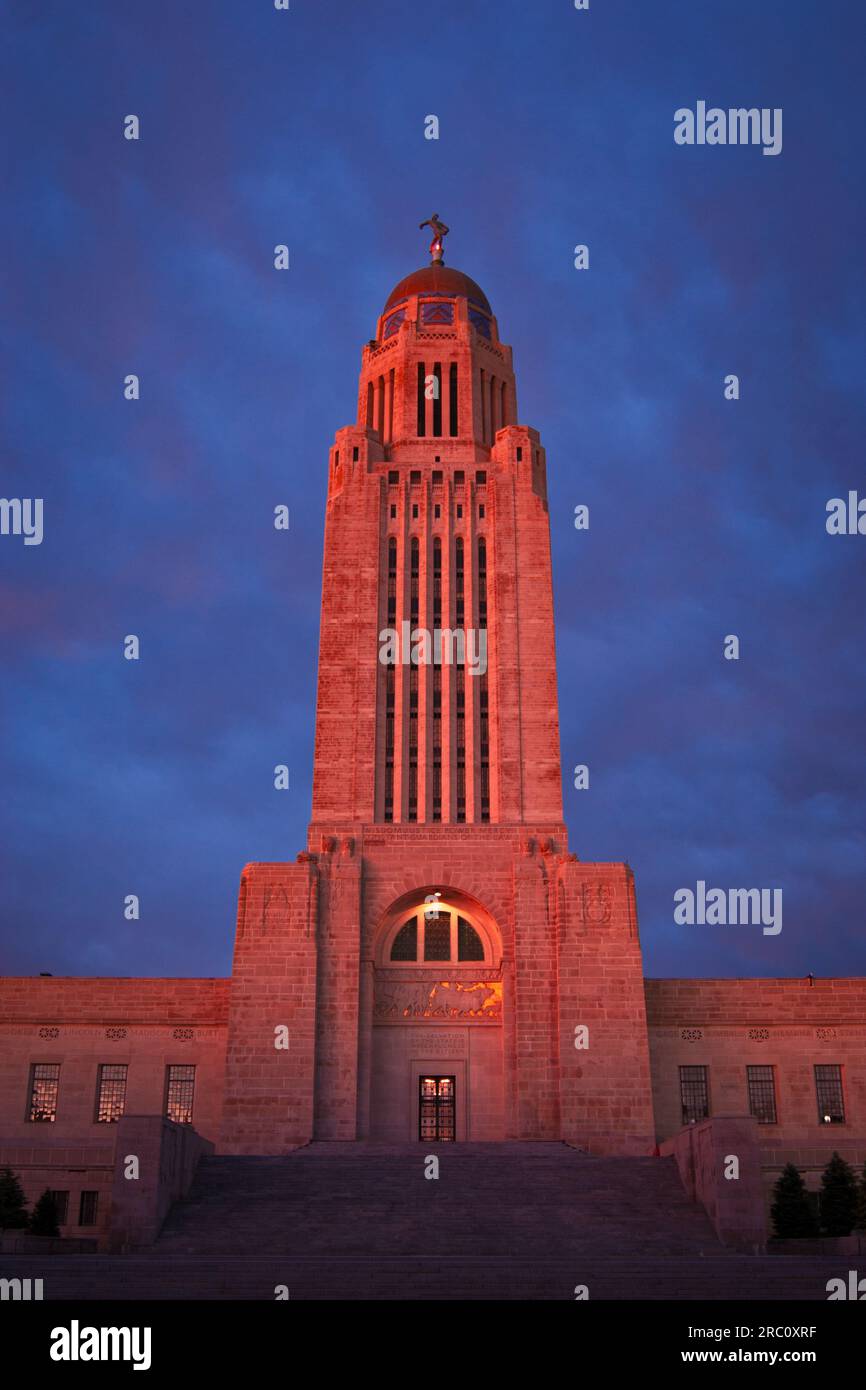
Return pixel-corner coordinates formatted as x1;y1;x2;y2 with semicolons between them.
2;1;864;980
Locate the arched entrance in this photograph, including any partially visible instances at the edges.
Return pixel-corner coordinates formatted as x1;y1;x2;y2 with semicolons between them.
368;889;505;1141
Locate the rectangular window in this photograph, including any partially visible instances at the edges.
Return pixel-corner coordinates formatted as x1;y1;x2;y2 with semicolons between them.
165;1064;196;1125
29;1063;60;1122
49;1190;69;1225
516;447;522;461
388;470;399;485
432;470;442;486
96;1063;128;1124
815;1064;845;1124
352;446;359;461
78;1191;99;1226
434;504;441;519
679;1065;709;1125
410;470;421;484
747;1065;777;1125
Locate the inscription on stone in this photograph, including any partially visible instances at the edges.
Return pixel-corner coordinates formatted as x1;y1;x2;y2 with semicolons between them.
411;1030;468;1055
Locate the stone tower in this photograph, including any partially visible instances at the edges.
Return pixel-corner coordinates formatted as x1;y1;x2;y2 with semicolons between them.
220;240;656;1156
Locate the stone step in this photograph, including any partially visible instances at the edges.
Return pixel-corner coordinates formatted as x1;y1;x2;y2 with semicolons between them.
148;1144;721;1261
8;1143;825;1300
0;1254;845;1301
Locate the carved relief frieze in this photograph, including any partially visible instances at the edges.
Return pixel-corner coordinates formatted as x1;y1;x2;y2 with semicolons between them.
374;977;502;1022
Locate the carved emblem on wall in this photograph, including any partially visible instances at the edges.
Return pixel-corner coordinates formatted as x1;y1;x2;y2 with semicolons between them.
172;1027;194;1040
105;1027;127;1040
38;1026;60;1039
261;884;289;933
582;883;612;926
816;1027;838;1041
681;1028;702;1041
748;1028;770;1041
374;979;502;1022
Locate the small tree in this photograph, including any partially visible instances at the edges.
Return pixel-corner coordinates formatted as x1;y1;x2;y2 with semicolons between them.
0;1167;29;1230
819;1152;859;1236
771;1163;818;1239
855;1160;866;1232
29;1189;60;1238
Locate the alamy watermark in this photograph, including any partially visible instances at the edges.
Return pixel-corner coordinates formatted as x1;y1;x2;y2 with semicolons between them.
379;622;487;676
674;103;782;157
674;880;782;936
0;498;43;545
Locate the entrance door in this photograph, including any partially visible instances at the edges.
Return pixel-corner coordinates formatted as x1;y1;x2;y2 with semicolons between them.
419;1075;456;1141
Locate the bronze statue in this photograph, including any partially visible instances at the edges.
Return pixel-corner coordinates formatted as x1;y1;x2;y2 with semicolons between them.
419;213;449;263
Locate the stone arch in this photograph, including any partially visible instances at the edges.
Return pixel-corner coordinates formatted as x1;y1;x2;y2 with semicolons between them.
374;884;503;969
367;884;506;1142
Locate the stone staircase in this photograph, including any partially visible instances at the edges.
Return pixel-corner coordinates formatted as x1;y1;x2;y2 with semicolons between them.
1;1143;848;1299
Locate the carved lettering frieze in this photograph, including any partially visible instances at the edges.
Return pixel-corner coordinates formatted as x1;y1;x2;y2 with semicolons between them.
410;1030;468;1055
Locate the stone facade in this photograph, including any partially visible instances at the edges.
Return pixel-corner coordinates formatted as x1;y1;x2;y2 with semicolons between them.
1;258;863;1243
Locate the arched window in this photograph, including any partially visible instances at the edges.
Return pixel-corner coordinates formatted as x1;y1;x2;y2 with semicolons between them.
388;907;487;963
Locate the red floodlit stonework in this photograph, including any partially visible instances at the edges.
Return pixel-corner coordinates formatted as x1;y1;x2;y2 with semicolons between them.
0;257;863;1251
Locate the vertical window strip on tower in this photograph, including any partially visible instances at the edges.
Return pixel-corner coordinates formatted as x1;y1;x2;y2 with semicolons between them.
417;362;426;436
408;538;419;822
388;367;395;441
449;362;458;437
480;367;487;442
455;538;465;822
432;362;443;437
478;537;489;822
383;536;397;821
432;538;442;822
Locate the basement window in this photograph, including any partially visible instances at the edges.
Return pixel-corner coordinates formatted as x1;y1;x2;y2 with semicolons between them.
78;1191;99;1226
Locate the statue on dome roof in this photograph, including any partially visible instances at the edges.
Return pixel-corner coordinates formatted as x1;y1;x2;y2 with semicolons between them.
419;213;449;264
